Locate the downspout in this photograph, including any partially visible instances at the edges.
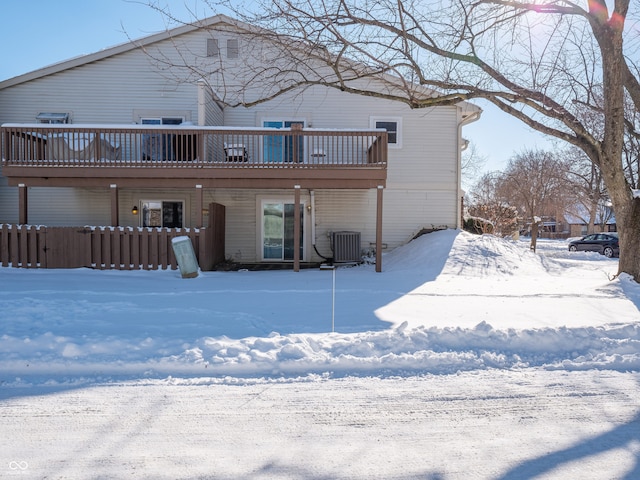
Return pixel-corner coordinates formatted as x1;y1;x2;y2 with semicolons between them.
310;189;332;262
457;109;482;229
310;190;316;243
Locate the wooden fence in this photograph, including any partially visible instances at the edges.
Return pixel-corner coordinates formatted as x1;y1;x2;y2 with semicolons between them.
0;224;212;270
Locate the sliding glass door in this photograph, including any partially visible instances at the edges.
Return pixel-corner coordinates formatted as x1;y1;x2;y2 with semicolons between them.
262;201;304;261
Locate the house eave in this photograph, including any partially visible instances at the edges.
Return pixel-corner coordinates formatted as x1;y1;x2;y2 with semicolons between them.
0;14;238;90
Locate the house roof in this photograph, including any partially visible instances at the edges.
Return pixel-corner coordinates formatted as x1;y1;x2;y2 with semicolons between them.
0;14;236;90
564;204;616;225
0;13;480;117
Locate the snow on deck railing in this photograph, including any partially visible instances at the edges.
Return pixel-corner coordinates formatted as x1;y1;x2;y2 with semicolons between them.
1;124;387;166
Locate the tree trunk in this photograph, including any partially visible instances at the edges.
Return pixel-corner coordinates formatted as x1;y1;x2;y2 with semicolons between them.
591;2;640;281
588;199;598;234
530;220;539;252
614;197;640;280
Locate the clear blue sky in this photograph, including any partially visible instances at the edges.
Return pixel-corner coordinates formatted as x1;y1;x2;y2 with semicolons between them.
0;0;553;177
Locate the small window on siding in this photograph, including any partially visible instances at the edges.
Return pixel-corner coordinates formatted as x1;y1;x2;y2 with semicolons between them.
370;116;402;148
141;117;184;125
227;39;239;59
206;38;219;57
36;112;69;124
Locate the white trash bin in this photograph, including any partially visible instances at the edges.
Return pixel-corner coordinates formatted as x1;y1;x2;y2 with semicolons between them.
171;236;199;278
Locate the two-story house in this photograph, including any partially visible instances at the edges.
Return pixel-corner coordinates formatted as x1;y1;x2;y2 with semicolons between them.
0;15;481;272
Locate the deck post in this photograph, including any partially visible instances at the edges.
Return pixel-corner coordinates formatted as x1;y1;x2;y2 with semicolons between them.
294;185;301;272
195;184;203;228
376;185;384;272
18;183;28;225
110;184;119;226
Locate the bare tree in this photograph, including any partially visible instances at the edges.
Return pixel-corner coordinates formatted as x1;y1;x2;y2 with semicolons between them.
497;149;569;251
461;141;487;190
562;146;610;235
146;0;640;280
467;171;518;236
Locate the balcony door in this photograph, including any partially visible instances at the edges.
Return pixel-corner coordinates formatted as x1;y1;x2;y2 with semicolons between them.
263;120;305;163
262;200;305;261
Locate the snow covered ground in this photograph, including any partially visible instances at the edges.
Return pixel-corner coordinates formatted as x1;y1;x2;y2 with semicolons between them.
1;230;639;479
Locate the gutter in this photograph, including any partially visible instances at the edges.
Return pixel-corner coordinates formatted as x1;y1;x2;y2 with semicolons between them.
456;109;483;229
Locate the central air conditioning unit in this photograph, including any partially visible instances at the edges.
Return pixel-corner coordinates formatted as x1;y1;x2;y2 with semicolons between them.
332;231;361;263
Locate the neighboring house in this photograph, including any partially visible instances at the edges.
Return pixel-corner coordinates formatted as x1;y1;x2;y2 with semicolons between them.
0;15;480;271
564;211;617;238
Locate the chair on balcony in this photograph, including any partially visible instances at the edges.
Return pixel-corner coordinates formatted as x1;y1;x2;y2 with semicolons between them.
224;143;249;162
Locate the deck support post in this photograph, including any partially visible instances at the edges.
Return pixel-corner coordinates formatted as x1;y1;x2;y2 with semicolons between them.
18;183;28;225
376;185;384;273
110;184;119;226
195;184;203;228
294;185;301;272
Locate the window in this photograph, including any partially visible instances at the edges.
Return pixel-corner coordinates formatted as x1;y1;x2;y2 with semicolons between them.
262;200;305;261
141;117;184;126
370;116;402;148
36;112;69;124
262;120;305;163
227;39;239;59
140;201;183;228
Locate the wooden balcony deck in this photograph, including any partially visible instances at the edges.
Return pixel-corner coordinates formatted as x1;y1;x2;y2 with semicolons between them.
1;124;387;189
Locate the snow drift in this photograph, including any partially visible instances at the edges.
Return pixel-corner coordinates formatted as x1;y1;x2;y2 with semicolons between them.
1;229;639;386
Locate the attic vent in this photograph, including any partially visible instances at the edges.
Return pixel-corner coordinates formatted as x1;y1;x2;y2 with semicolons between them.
227;39;239;59
206;38;219;57
332;231;361;263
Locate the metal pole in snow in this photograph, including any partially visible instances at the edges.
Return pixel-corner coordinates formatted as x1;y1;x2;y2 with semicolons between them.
321;263;336;332
332;267;336;333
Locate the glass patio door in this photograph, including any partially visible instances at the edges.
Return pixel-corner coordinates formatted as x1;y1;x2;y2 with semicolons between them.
263;120;305;163
262;202;304;261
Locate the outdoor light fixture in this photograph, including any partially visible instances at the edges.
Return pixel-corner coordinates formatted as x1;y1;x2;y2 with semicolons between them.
132;206;139;215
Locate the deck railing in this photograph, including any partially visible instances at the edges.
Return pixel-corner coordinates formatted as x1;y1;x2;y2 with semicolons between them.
1;124;387;168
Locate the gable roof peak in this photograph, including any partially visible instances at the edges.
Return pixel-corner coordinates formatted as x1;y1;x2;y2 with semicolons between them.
0;14;243;89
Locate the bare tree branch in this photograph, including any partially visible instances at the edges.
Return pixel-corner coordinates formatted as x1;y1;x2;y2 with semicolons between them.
143;0;640;279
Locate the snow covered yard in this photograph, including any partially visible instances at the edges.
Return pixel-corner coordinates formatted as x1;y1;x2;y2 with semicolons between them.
1;230;639;479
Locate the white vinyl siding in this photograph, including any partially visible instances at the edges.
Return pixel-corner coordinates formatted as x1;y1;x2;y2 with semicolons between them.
0;24;473;256
0;39;202;125
20;187;111;226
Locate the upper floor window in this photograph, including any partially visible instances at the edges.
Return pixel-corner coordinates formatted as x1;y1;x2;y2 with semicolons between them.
37;112;69;124
370;116;402;148
141;117;184;125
